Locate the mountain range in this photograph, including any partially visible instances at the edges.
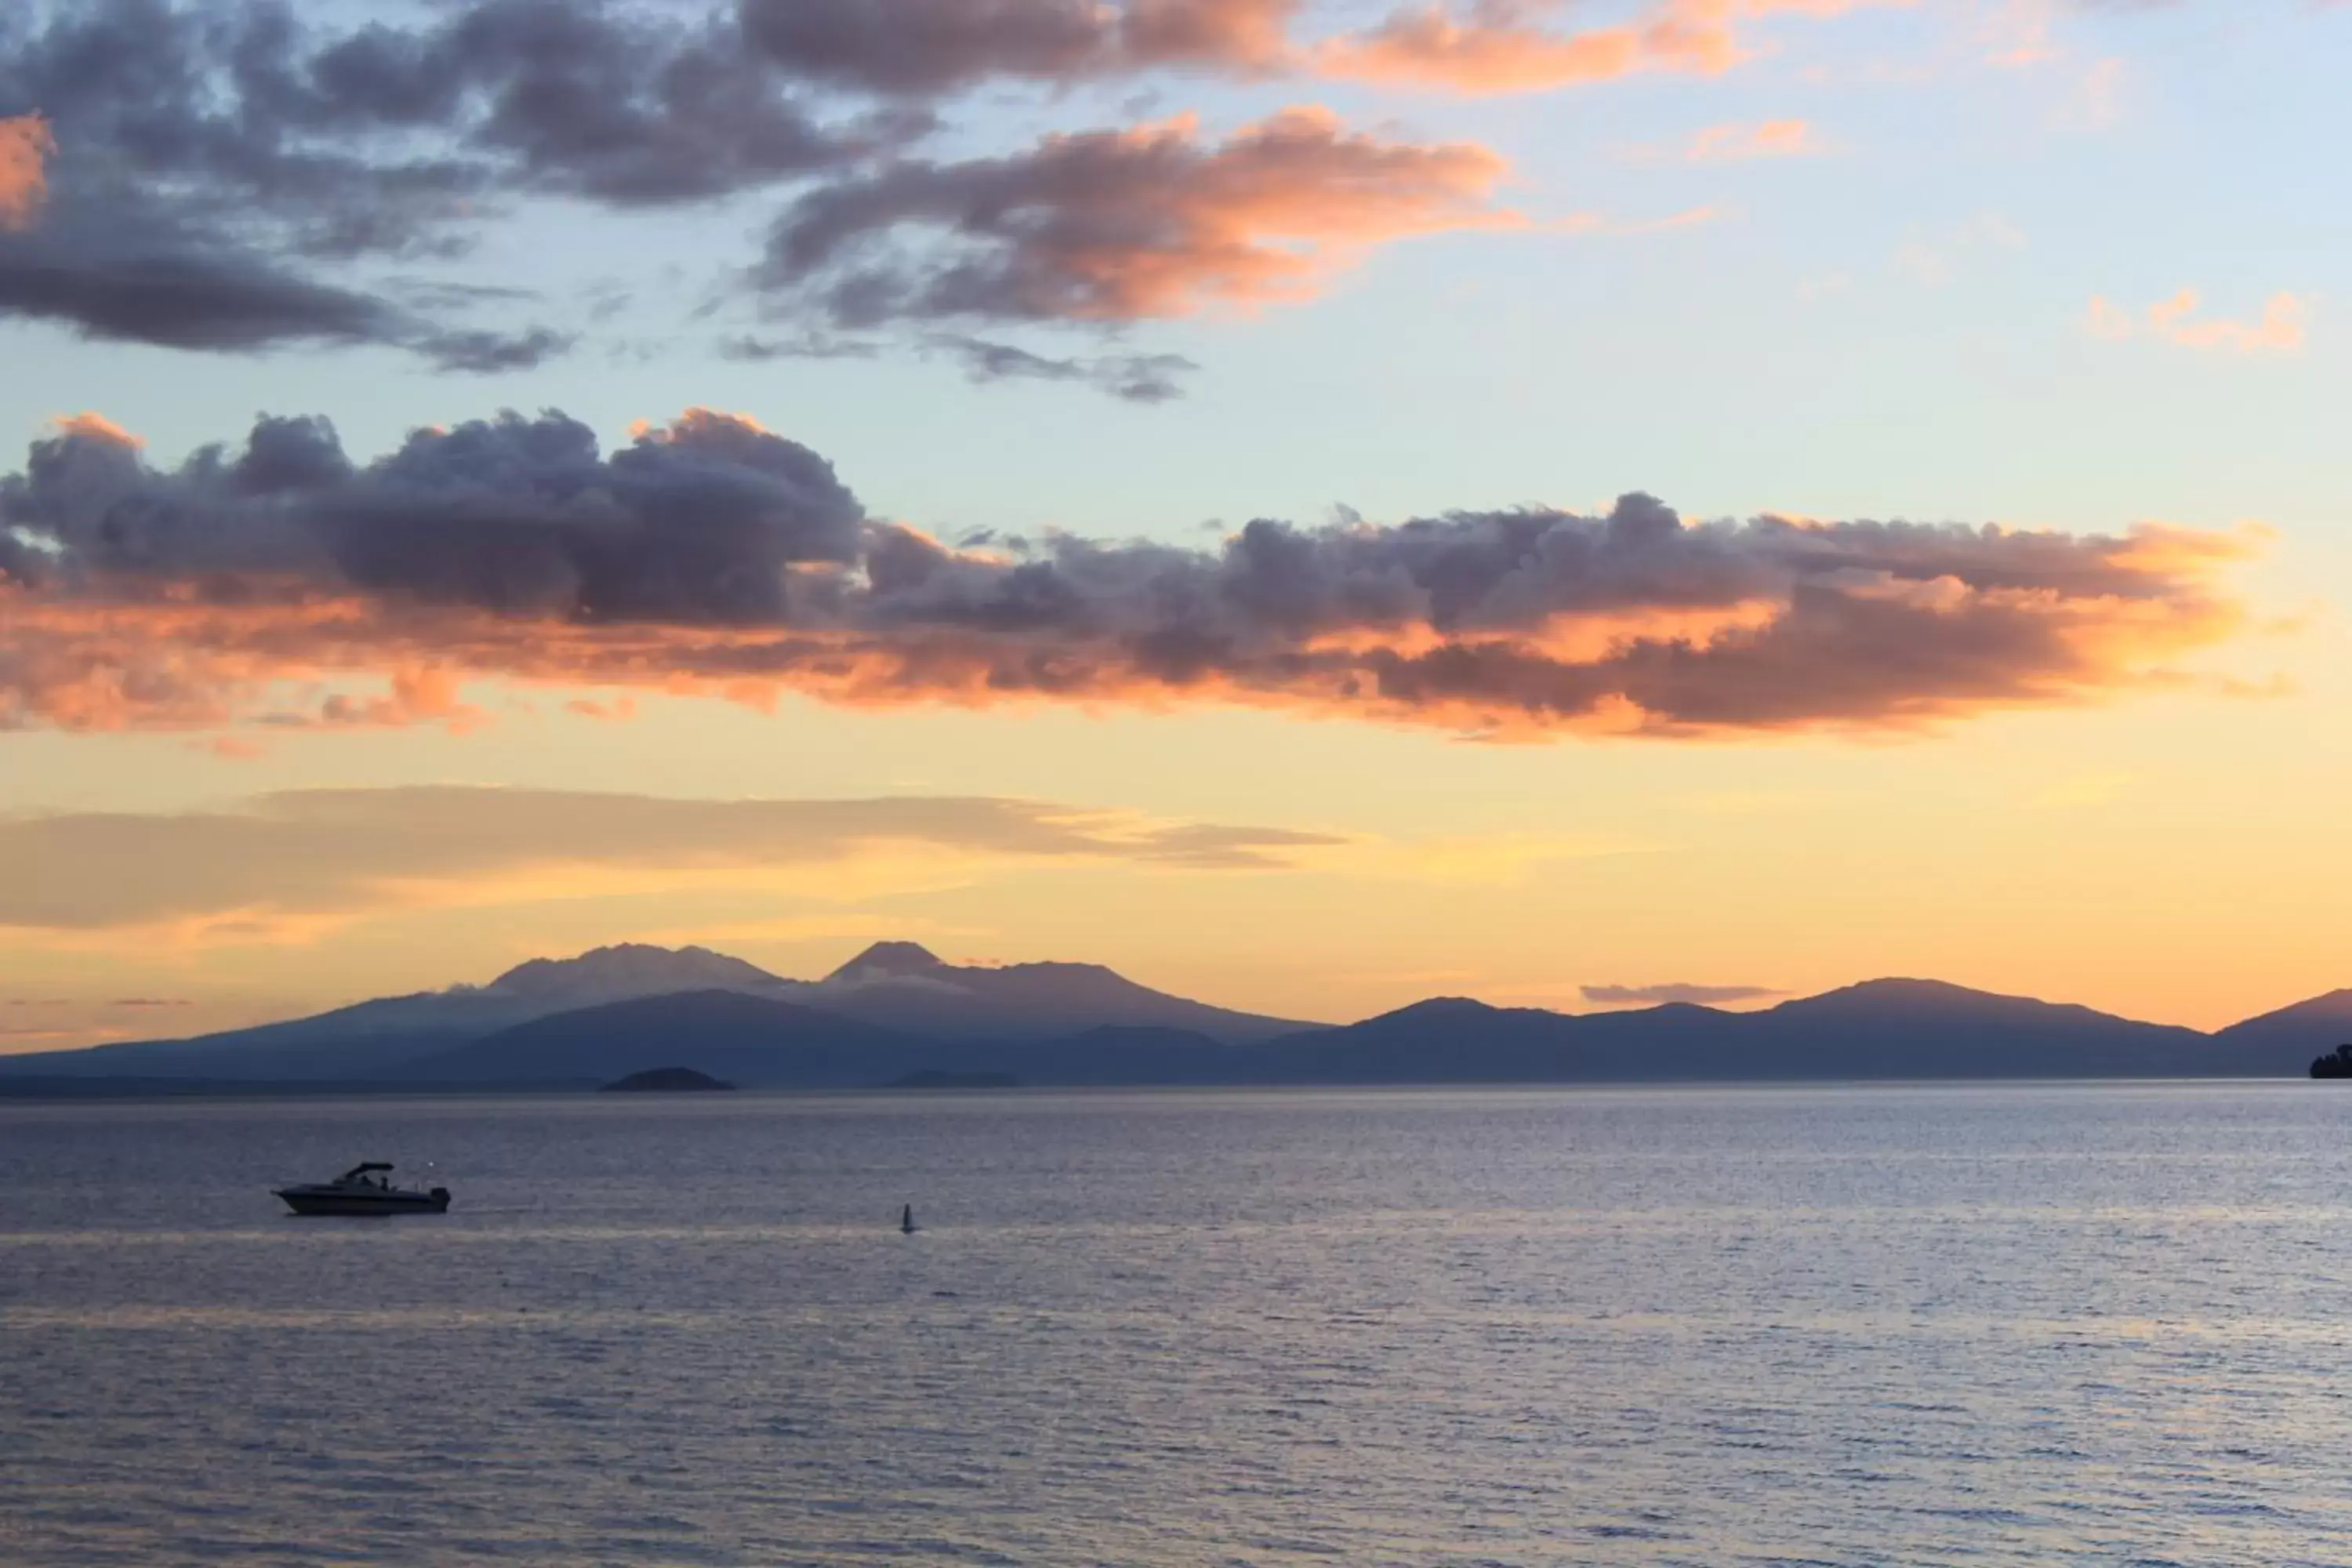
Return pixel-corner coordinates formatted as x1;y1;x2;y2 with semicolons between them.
2;942;2347;1091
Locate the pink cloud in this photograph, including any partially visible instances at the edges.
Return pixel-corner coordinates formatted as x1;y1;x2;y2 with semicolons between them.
2087;289;2310;356
1680;118;1825;162
0;114;54;232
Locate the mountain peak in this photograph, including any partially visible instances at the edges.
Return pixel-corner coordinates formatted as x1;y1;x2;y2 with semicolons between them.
488;943;782;1000
826;941;948;982
1776;977;2030;1012
1377;996;1511;1025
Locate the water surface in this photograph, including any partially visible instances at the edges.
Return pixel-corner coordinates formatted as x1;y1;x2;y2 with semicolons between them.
4;1084;2350;1565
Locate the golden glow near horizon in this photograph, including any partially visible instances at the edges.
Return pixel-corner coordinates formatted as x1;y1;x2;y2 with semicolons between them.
3;613;2344;1051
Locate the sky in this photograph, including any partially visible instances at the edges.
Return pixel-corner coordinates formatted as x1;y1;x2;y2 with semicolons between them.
2;0;2348;1051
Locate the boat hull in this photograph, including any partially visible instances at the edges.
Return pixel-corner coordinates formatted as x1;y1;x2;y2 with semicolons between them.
275;1189;450;1216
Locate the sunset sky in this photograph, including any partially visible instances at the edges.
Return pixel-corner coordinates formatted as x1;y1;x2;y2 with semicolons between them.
3;0;2347;1051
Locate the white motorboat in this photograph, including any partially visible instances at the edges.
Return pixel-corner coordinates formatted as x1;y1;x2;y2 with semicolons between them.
273;1162;451;1216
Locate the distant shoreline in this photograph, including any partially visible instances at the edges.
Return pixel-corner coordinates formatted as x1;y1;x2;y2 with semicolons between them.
0;1073;2313;1102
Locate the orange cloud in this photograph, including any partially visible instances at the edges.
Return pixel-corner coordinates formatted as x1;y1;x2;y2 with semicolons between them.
0;114;54;231
2086;289;2310;356
764;107;1517;325
49;412;143;447
1315;0;1903;94
0;410;2257;743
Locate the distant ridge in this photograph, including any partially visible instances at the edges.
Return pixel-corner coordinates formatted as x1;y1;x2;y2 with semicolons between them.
401;990;926;1088
0;940;1305;1081
0;941;2343;1088
0;942;800;1081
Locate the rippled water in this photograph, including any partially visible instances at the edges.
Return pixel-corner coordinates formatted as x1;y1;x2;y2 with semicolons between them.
5;1084;2351;1565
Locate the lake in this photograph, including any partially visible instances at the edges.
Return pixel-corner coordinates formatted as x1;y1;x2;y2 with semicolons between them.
3;1083;2350;1565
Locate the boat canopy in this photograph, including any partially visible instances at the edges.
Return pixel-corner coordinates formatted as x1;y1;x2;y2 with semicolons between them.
336;1163;396;1183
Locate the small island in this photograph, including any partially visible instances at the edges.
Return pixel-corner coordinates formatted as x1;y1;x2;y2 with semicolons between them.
2312;1045;2352;1080
599;1066;737;1093
884;1069;1020;1091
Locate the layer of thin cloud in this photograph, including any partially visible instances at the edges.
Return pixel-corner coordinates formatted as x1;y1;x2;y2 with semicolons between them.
0;787;1344;936
0;113;53;230
0;408;2254;741
1581;981;1788;1005
762;107;1515;326
1682;118;1824;162
926;335;1200;401
2085;289;2310;355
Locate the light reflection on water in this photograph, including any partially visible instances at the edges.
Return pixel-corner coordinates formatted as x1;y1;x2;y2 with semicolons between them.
3;1083;2350;1566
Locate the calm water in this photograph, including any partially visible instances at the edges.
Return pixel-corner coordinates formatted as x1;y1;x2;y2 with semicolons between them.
4;1084;2351;1566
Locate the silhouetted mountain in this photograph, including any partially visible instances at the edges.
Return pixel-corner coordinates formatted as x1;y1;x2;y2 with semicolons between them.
2;942;2336;1087
1229;981;2267;1083
948;1025;1245;1086
1237;997;1711;1083
0;941;1298;1080
805;943;1306;1043
2211;989;2352;1073
0;942;800;1081
401;990;931;1088
1739;978;2227;1077
0;990;543;1081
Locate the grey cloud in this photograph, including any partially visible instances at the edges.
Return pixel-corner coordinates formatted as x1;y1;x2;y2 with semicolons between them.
0;0;487;259
0;0;1312;376
416;325;577;374
0;220;400;350
1581;983;1789;1007
735;0;1296;96
0;225;579;367
0;172;570;365
929;334;1197;401
0;0;899;356
4;410;864;622
387;0;872;208
717;331;882;361
0;787;1345;930
0;0;869;230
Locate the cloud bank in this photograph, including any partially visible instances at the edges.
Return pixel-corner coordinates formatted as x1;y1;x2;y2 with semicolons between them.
0;408;2251;739
0;787;1342;937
